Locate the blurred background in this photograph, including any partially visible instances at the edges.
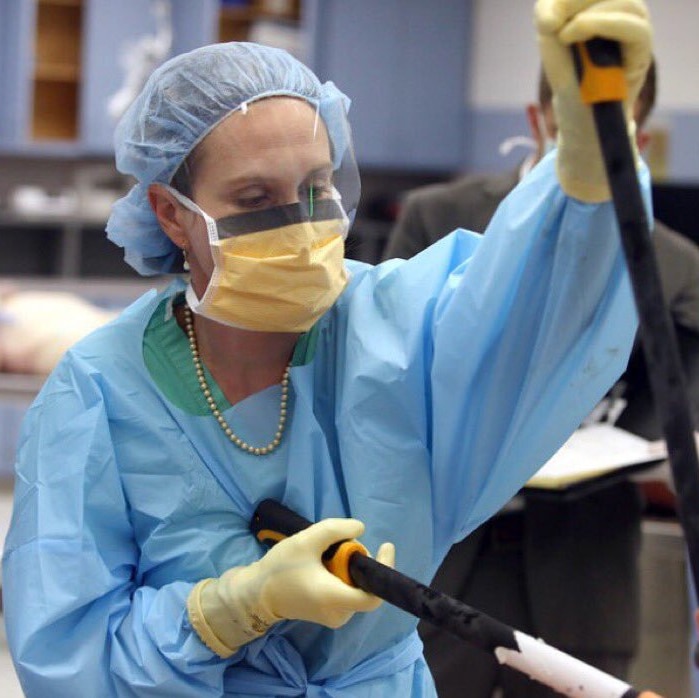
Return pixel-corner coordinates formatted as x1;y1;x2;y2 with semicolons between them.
0;1;696;695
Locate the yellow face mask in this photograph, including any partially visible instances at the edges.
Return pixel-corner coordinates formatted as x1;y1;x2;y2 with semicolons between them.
169;189;350;332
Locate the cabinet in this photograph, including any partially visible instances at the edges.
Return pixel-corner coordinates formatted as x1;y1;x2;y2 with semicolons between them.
0;0;220;155
219;0;301;43
0;0;312;154
304;0;473;171
81;0;220;151
31;0;83;141
1;0;473;171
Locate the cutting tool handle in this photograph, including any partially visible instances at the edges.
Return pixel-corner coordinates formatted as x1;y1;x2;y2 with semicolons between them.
250;499;368;587
573;38;627;104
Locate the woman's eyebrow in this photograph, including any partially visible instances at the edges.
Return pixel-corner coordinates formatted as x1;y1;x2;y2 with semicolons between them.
306;162;333;176
218;162;334;190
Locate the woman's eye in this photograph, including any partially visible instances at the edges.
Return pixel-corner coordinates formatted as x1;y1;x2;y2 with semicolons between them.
235;194;270;210
304;182;333;200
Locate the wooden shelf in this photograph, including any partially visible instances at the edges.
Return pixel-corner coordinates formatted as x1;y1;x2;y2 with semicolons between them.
35;3;82;66
38;0;83;6
220;5;256;23
218;0;300;43
34;63;81;82
31;0;83;141
253;0;300;21
31;80;79;140
219;12;254;43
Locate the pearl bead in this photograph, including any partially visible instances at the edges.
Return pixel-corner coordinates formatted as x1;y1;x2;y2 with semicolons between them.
183;305;290;456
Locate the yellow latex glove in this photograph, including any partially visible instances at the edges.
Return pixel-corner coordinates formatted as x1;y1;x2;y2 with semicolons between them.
187;518;395;657
535;0;652;202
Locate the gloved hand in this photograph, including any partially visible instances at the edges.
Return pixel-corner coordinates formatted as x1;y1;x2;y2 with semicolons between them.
187;518;395;657
535;0;652;202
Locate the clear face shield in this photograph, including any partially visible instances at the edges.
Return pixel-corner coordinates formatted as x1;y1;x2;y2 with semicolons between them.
166;94;361;333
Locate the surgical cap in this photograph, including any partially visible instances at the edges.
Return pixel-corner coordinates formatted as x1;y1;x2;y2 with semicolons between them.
106;42;356;276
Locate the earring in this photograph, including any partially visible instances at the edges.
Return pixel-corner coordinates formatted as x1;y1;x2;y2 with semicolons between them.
182;247;190;272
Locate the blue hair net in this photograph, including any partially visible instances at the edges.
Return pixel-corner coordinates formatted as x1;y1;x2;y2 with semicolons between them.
106;42;356;276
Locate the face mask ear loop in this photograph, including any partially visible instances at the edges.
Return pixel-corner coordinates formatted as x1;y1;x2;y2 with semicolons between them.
161;184;221;314
162;184;220;246
498;135;537;157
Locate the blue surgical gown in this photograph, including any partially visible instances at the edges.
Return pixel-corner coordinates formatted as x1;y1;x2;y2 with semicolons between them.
3;157;648;696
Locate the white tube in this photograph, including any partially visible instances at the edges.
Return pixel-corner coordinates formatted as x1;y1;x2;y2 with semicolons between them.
494;631;633;697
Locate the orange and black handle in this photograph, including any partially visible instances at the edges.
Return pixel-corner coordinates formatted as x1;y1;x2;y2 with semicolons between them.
573;38;627;105
573;40;699;660
251;498;369;586
251;499;656;697
251;498;522;654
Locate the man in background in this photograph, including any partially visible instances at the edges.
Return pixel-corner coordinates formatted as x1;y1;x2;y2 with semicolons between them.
384;61;699;697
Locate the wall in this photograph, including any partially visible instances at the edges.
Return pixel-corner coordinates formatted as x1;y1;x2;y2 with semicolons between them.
465;0;699;181
1;2;695;211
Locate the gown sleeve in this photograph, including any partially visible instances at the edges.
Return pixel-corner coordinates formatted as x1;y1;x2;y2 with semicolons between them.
363;155;649;552
2;357;230;697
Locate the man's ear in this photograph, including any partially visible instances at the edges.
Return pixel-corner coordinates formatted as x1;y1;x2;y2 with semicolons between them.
636;128;651;153
148;184;190;246
525;103;545;163
525;103;543;144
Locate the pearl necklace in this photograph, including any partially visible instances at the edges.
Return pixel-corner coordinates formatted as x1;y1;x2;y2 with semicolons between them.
183;305;290;456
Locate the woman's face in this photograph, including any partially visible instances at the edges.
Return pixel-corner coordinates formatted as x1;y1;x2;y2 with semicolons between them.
181;97;334;286
191;97;333;216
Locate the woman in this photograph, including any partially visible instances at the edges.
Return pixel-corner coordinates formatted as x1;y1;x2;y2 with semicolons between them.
3;2;652;695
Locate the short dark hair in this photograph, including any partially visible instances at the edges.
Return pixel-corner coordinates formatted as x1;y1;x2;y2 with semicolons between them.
538;68;553;110
537;57;657;128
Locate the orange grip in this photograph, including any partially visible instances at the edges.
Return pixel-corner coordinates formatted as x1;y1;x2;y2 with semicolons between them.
576;41;627;105
324;539;369;586
255;528;287;545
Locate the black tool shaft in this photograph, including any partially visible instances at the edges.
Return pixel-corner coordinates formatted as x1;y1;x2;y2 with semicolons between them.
585;69;699;607
251;498;516;650
349;551;518;652
250;499;644;697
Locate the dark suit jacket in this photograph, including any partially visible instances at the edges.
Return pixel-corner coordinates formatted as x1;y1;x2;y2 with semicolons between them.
383;169;520;261
384;169;699;660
